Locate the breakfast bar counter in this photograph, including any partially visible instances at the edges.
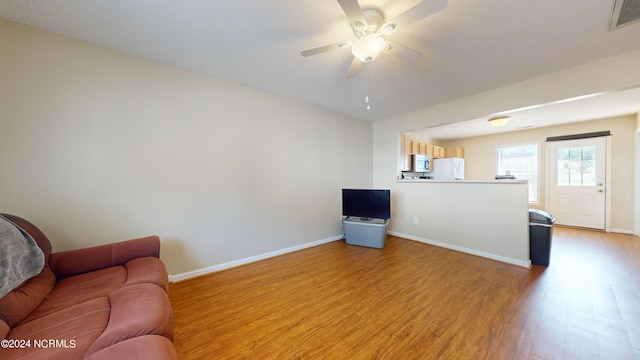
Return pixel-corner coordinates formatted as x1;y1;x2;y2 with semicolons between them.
388;179;531;267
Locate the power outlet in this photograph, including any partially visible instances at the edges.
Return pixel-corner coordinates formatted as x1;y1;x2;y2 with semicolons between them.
413;216;419;224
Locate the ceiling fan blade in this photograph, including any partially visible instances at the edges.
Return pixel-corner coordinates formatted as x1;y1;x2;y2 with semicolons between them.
337;0;367;29
301;41;352;57
346;57;362;79
383;0;447;31
384;41;422;63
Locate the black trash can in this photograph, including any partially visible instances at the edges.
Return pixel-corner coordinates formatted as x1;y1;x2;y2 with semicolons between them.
529;209;555;266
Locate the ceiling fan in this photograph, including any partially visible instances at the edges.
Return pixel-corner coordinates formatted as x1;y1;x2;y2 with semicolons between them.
301;0;447;79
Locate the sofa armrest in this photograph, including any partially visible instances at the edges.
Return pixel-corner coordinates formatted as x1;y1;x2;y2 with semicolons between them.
49;236;160;279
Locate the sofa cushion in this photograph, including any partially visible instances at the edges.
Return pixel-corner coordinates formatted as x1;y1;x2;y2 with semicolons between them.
124;257;169;291
84;335;177;360
86;283;174;356
0;319;8;340
20;266;126;324
0;267;55;327
1;297;110;360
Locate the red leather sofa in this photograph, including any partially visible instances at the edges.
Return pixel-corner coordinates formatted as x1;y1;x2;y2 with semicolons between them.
0;214;176;359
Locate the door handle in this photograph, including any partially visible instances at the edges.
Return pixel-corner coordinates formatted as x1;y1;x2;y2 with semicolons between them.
598;189;604;193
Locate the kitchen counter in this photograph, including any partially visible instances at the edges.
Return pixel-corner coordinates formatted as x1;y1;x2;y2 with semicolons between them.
397;179;527;184
387;179;531;268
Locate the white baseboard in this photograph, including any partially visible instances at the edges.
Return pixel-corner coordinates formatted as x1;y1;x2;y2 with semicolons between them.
169;235;344;283
609;228;634;235
387;231;531;269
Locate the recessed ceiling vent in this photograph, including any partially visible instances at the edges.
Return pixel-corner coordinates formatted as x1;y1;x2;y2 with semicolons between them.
610;0;640;29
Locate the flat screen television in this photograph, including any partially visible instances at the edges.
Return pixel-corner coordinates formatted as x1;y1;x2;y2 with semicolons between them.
342;189;391;220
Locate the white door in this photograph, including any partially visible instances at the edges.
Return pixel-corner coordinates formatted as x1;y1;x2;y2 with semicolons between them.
547;137;607;229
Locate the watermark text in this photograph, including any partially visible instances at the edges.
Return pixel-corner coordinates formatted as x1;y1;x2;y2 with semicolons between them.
1;339;76;349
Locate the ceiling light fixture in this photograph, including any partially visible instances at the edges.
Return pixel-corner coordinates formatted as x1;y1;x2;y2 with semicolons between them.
381;23;396;34
351;34;386;62
488;116;510;127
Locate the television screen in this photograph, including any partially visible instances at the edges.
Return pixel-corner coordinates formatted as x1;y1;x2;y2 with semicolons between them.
342;189;391;220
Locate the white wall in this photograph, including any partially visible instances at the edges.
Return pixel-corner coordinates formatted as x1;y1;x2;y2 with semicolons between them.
636;113;640;236
374;49;640;238
0;20;373;277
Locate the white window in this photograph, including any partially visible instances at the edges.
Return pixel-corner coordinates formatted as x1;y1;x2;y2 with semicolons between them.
497;143;538;203
556;145;596;186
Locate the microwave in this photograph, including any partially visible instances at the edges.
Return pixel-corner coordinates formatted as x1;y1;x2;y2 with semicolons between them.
411;154;431;172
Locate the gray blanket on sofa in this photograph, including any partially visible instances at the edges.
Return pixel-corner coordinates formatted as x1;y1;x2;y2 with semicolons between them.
0;215;44;298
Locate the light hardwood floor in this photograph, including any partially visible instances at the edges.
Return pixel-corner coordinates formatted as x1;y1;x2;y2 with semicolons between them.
169;227;640;359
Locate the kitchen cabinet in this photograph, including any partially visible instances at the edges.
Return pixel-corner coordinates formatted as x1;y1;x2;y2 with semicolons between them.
446;147;465;158
426;144;434;158
412;142;420;155
400;134;464;171
402;136;412;171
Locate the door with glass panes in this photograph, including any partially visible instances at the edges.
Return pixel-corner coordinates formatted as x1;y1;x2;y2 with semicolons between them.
547;137;607;229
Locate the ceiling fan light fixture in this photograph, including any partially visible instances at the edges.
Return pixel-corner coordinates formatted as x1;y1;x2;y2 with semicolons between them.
351;34;386;62
381;23;396;34
488;116;510;127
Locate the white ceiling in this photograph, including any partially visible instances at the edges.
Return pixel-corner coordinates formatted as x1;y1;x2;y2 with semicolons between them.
1;0;640;125
417;87;640;140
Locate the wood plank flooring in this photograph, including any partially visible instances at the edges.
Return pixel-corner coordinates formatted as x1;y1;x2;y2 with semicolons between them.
168;227;640;359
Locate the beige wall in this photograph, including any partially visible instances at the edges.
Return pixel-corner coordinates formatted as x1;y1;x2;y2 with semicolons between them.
403;132;442;146
389;180;530;266
0;20;373;276
438;115;636;232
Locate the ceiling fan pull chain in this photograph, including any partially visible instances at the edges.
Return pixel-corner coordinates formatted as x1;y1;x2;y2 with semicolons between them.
365;77;372;110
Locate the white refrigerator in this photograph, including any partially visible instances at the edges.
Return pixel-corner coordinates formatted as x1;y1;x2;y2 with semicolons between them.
432;158;465;180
